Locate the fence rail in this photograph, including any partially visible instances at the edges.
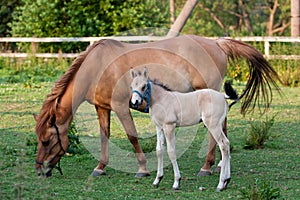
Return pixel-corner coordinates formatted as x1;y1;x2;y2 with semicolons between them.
0;36;299;59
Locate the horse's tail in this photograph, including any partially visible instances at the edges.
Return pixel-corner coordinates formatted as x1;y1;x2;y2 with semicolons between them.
216;39;282;115
224;81;239;109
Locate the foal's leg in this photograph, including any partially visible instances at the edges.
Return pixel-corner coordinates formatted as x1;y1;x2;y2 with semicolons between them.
209;125;231;191
164;124;181;190
198;117;227;176
153;127;165;187
92;107;110;176
215;117;228;173
115;109;150;177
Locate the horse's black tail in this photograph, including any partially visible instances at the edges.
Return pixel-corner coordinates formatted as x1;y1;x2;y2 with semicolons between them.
224;81;239;109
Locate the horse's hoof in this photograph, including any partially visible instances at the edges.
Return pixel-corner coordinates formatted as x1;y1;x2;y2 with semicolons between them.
214;166;221;173
197;170;212;176
91;169;106;177
135;172;150;178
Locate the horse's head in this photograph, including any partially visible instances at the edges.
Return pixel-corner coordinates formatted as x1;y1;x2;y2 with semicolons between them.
130;67;151;111
33;114;69;177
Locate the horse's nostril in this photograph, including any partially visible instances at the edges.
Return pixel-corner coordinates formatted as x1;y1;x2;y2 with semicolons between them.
46;170;52;177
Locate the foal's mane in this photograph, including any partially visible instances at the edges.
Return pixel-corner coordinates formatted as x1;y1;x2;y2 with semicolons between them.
35;40;107;135
151;79;172;91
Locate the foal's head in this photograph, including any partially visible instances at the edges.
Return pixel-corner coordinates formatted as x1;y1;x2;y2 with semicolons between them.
130;67;150;110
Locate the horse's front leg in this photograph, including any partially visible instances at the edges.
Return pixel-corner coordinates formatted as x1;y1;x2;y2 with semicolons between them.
115;109;150;177
164;124;181;190
91;107;110;176
153;127;164;187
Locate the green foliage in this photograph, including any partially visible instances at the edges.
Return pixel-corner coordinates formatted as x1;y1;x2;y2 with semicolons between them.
0;57;71;84
0;0;23;37
240;178;282;200
67;120;87;155
9;0;169;53
181;0;291;36
139;135;156;153
244;115;277;149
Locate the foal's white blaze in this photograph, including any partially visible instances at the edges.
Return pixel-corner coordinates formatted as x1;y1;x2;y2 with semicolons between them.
131;92;141;105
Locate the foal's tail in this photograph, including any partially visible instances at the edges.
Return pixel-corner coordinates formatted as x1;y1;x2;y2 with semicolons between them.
216;39;282;115
224;81;239;109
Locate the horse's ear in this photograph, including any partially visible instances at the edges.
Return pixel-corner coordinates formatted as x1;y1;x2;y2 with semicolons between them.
143;67;149;79
33;114;39;122
130;68;136;79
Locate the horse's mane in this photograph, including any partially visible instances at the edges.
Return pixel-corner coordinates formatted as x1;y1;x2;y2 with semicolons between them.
35;40;107;135
151;79;172;91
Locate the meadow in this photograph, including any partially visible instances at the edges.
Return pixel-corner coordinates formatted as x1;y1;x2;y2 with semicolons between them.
0;58;299;199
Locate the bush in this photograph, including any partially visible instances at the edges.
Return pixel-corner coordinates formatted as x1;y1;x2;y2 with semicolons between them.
240;178;282;200
67;120;87;155
243;115;276;149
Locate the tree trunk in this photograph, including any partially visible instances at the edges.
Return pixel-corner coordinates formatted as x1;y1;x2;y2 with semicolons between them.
170;0;176;24
291;0;300;37
238;0;252;34
167;0;199;37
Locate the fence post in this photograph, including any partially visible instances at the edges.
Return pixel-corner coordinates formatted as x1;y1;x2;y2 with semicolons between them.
264;40;270;58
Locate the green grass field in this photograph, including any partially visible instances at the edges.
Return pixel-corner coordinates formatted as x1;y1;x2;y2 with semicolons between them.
0;81;299;199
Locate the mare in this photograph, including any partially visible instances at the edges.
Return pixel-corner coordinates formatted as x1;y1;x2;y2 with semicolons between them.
130;67;238;191
33;35;281;178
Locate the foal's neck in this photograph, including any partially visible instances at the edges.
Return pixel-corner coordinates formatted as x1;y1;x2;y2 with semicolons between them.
150;82;171;106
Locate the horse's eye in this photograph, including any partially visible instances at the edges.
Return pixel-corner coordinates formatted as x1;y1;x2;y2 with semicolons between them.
141;85;146;91
42;140;50;147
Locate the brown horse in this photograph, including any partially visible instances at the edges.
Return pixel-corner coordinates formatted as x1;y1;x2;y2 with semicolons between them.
34;35;281;178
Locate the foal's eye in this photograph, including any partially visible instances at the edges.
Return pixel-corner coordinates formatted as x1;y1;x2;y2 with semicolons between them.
42;140;50;147
141;85;146;91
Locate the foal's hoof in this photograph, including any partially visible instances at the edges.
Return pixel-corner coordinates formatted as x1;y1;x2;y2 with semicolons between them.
135;172;150;178
216;178;231;192
197;170;212;176
172;187;180;191
91;169;106;177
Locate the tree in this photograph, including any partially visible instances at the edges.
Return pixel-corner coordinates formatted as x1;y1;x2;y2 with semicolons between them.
176;0;291;36
167;0;198;37
10;0;169;52
291;0;300;36
0;0;23;37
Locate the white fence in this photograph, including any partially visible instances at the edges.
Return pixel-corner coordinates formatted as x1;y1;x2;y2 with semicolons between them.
0;36;299;60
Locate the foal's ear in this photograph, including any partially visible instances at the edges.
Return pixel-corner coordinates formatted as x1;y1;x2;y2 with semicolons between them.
130;68;136;79
143;67;149;79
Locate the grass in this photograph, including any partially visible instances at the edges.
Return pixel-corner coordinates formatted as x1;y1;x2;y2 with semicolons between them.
0;81;299;199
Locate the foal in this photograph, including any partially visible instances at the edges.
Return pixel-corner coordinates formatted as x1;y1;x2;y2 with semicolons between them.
130;68;238;191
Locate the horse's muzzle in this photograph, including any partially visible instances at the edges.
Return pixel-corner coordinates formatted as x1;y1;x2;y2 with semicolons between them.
36;166;53;177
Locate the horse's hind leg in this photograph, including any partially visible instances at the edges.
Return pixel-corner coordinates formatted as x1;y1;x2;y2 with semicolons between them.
198;131;216;176
91;107;110;176
115;109;150;177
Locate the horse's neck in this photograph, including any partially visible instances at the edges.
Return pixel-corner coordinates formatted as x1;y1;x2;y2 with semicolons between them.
56;80;83;126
